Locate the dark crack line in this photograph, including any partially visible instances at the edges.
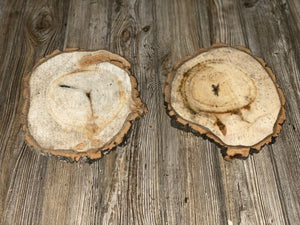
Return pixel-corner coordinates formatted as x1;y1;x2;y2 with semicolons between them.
212;84;220;96
59;84;77;89
86;91;91;101
59;84;94;117
85;91;95;118
214;117;227;136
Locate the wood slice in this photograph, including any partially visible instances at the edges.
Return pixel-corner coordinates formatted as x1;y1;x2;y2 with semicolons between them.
22;49;147;161
165;44;286;160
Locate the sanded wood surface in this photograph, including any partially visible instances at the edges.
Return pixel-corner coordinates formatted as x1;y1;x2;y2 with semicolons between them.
0;0;299;224
23;49;147;160
164;44;286;159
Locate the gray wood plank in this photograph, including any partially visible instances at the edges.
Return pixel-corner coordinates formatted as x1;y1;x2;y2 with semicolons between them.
0;0;30;218
214;0;299;224
206;0;290;224
155;0;228;224
96;0;163;224
0;0;299;225
238;1;300;224
0;0;70;224
39;1;109;224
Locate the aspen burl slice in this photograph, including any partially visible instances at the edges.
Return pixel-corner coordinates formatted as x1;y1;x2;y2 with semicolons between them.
22;49;147;161
165;44;286;160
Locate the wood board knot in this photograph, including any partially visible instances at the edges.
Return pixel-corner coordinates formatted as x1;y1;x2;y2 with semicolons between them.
26;7;55;44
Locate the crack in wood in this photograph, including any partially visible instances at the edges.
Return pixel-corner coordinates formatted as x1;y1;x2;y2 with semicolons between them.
212;83;220;96
214;117;227;136
59;84;77;89
86;91;91;100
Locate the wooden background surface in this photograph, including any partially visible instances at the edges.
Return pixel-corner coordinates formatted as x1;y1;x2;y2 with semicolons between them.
0;0;299;224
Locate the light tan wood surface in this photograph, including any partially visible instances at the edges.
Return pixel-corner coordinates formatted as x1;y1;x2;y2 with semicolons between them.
23;49;147;160
165;44;286;159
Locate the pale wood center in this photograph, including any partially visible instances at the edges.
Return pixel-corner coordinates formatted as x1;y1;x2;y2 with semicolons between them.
183;61;257;113
47;70;125;132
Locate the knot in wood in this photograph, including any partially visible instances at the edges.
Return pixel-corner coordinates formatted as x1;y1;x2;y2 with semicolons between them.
243;0;259;8
142;25;150;33
27;8;54;44
121;29;131;43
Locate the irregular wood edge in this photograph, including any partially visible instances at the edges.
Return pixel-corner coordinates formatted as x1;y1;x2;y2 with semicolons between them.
164;43;286;161
21;48;148;162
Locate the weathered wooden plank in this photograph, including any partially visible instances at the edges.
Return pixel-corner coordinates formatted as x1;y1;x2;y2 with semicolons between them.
2;146;48;224
251;0;300;224
286;0;300;35
36;0;162;224
0;0;299;225
0;0;28;218
209;0;295;224
97;0;162;224
155;0;228;224
64;0;109;49
38;1;109;225
239;0;300;224
0;0;70;224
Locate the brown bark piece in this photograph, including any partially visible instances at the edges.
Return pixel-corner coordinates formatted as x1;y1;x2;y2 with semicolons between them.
22;49;147;161
165;44;286;160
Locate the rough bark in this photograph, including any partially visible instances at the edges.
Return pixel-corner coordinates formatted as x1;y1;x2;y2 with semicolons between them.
165;44;286;160
22;49;147;161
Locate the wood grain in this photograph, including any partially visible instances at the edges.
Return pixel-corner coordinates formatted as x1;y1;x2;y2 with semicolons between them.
0;0;299;224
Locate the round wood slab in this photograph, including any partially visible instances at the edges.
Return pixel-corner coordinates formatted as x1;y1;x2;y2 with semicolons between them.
22;49;147;161
165;44;286;160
